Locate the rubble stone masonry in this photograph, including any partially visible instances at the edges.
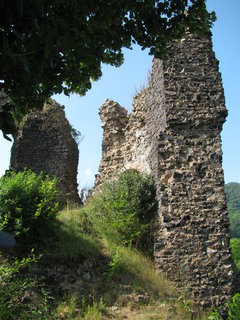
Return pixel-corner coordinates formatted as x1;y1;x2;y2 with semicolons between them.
96;32;237;308
11;100;80;205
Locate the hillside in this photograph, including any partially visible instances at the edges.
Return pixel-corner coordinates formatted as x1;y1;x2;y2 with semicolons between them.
0;170;212;319
225;182;240;212
225;182;240;239
1;208;211;320
1;173;239;319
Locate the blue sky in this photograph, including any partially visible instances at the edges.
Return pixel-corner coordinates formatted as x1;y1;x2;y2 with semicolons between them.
0;0;239;189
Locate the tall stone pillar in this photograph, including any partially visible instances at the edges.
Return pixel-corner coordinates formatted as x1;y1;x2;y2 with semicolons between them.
94;99;128;187
148;32;237;308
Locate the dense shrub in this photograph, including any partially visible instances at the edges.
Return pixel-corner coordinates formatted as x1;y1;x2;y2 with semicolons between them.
88;169;158;255
0;169;59;242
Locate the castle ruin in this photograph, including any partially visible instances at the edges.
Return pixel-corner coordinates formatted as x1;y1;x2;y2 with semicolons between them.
10;100;80;205
95;32;237;309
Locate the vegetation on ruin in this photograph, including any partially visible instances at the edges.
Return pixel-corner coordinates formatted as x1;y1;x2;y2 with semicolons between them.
0;0;216;138
0;169;209;319
0;170;240;319
208;294;240;320
0;210;210;320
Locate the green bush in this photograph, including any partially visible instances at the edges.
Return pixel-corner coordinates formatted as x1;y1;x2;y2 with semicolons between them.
0;253;52;320
88;169;158;255
230;238;240;270
0;169;59;241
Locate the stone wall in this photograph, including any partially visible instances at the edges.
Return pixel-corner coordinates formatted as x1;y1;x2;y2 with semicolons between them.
11;100;80;205
124;89;151;173
95;32;237;309
94;99;128;186
95;91;151;187
150;32;237;309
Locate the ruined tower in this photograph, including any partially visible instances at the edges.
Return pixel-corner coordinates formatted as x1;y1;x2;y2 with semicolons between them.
96;32;237;308
148;32;237;309
11;100;80;205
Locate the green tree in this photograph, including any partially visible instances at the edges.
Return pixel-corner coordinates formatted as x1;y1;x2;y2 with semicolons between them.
225;183;240;238
230;238;240;270
229;212;240;238
0;0;215;138
225;183;240;212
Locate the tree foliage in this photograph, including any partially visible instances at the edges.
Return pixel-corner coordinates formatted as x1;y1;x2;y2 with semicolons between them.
225;183;240;238
225;183;240;212
229;212;240;239
230;238;240;270
0;0;215;138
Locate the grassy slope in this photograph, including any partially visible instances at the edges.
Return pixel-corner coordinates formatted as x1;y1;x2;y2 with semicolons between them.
2;176;240;318
35;208;209;320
